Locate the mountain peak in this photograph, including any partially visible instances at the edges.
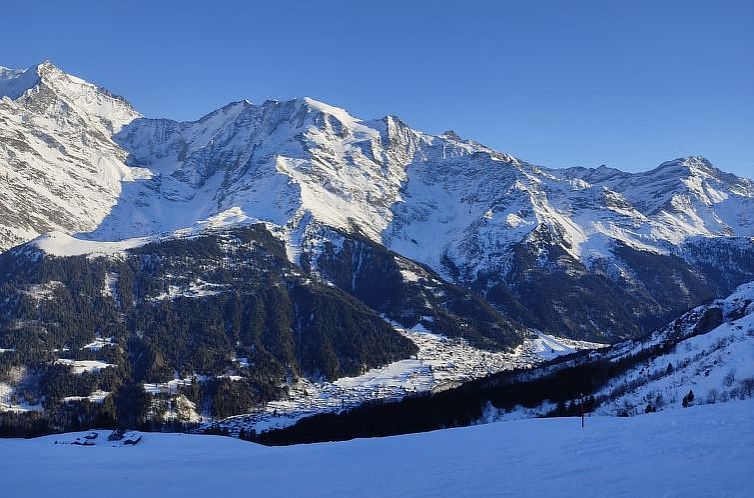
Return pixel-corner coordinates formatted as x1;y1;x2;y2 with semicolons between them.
34;59;59;73
442;130;462;140
250;97;357;124
658;155;713;170
653;156;724;181
297;96;357;121
682;155;715;172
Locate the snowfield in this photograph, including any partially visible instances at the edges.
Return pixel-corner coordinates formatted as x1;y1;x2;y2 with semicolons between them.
54;359;115;374
1;400;752;497
30;231;150;257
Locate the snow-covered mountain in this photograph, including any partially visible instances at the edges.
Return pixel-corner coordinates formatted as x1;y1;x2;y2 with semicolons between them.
3;61;753;342
0;62;142;250
3;62;752;262
2;62;754;434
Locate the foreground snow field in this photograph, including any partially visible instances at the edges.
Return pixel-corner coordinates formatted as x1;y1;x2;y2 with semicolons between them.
1;400;752;497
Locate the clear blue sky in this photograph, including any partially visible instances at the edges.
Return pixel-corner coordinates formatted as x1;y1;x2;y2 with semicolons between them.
2;0;752;175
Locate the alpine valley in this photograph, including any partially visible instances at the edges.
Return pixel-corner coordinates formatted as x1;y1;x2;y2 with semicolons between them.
1;61;753;436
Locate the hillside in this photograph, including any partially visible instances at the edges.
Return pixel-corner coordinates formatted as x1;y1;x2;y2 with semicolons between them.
595;282;754;415
247;281;754;443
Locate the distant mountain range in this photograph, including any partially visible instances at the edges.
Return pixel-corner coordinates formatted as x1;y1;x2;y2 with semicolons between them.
1;61;752;433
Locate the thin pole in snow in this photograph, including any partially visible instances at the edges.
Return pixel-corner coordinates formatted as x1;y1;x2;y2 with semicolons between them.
580;393;585;428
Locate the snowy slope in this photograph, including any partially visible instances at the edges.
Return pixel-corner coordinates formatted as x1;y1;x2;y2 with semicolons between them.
1;400;752;498
29;231;150;257
0;65;41;99
595;282;754;415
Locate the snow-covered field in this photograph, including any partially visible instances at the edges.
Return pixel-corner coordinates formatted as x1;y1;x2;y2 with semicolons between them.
1;400;751;497
54;359;115;374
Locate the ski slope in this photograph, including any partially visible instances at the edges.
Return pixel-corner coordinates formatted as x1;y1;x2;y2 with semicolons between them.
1;399;751;497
